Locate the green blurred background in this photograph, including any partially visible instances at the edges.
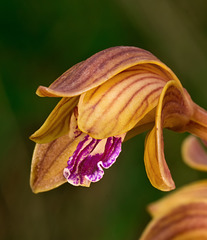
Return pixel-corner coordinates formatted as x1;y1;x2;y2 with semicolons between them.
1;0;207;239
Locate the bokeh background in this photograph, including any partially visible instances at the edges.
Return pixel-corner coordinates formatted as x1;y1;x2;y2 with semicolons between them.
1;0;207;239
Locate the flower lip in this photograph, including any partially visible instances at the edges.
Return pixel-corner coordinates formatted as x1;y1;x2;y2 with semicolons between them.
63;135;123;187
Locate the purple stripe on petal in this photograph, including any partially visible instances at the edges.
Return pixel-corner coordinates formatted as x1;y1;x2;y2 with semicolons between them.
101;137;122;168
66;135;90;169
63;135;122;186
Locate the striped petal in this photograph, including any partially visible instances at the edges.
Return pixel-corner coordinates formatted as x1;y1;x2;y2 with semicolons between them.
144;80;193;191
78;64;169;139
30;133;86;193
144;127;175;191
140;200;207;240
30;97;79;143
35;46;180;97
182;135;207;171
148;180;207;217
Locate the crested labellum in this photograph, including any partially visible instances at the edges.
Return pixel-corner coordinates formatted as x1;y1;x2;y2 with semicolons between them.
140;181;207;240
30;46;207;193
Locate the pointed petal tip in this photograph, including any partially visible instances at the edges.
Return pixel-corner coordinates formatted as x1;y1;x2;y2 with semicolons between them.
145;165;176;192
29;131;52;144
29;134;36;142
30;179;67;194
162;182;176;192
36;86;60;97
30;183;41;194
29;131;43;143
36;86;49;97
151;179;176;192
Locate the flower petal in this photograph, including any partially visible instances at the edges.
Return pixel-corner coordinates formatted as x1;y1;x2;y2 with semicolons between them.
30;134;85;193
185;103;207;141
35;46;180;97
144;80;193;191
30;97;79;143
63;134;124;186
148;180;207;217
182;135;207;171
140;201;207;240
144;127;175;191
78;64;168;139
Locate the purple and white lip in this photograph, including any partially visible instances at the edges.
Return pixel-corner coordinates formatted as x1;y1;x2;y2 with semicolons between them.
63;135;122;186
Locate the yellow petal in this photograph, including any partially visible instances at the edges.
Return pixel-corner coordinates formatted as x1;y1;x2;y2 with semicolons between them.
30;97;79;143
144;127;175;191
35;46;180;97
30;133;85;193
144;80;193;191
140;200;207;240
148;180;207;217
78;64;168;139
182;135;207;171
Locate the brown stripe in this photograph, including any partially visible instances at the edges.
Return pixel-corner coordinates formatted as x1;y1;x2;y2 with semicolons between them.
33;138;59;186
32;135;76;188
161;87;187;123
83;70;165;117
118;85;162;122
86;72;150;110
85;66;162;101
87;81;163;135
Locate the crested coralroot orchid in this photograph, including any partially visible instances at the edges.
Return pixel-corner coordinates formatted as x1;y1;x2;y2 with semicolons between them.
30;46;207;193
140;180;207;240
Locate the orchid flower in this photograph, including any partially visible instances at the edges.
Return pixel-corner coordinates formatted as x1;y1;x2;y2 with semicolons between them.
30;46;207;193
140;180;207;240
